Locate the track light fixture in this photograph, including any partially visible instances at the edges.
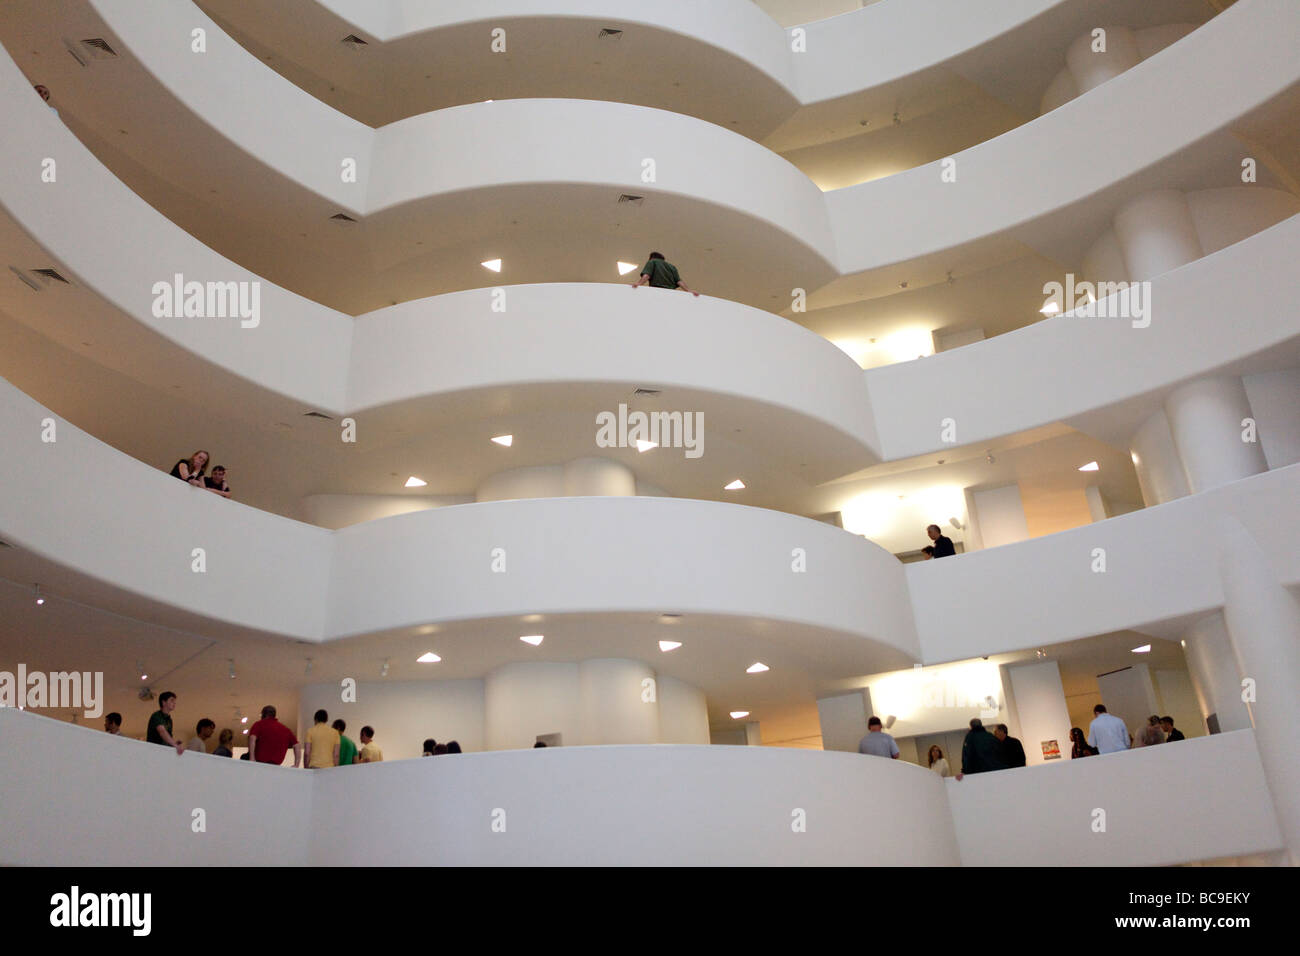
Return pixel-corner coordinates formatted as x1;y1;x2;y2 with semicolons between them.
381;658;390;678
228;659;236;680
34;584;45;606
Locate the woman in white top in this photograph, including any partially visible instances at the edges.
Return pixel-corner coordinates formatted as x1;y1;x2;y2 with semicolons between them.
927;745;952;777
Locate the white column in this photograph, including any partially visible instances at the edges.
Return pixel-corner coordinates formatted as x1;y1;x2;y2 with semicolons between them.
1217;517;1300;866
1180;613;1252;733
1065;26;1139;95
477;458;636;501
1084;485;1107;522
1113;189;1203;280
1129;407;1191;506
1165;377;1267;494
563;457;636;497
816;689;869;753
657;675;710;744
577;659;660;745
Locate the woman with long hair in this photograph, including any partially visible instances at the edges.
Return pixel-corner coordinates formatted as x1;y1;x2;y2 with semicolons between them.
927;744;951;777
1070;726;1098;758
168;450;209;487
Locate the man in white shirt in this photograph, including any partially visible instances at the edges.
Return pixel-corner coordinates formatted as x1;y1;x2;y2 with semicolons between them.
1087;705;1130;754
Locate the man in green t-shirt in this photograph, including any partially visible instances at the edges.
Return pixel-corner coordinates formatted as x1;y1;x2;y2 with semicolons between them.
146;691;185;755
631;252;700;296
333;718;358;766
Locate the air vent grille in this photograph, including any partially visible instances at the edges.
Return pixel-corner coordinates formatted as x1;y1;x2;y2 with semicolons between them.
598;28;623;39
31;268;70;285
632;387;661;396
80;38;118;58
341;34;369;48
617;194;644;205
302;411;335;420
329;213;358;224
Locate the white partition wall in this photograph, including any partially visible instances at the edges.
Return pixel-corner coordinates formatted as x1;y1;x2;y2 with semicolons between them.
948;731;1283;866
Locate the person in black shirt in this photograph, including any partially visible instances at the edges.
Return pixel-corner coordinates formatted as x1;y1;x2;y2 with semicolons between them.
147;691;185;756
631;252;700;296
1070;726;1098;758
168;450;209;487
204;465;232;499
994;724;1027;767
1160;716;1185;741
926;524;956;558
958;718;1006;778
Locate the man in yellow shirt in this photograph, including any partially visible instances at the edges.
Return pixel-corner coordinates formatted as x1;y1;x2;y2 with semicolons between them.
358;725;383;763
304;709;340;769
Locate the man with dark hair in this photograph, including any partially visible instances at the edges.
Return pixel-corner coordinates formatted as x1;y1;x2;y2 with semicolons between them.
204;466;232;499
926;524;956;558
147;692;185;755
104;712;123;735
993;723;1026;768
304;708;339;768
631;252;700;296
187;718;216;753
358;726;383;763
422;738;437;757
959;718;1006;778
1087;704;1130;754
333;719;357;766
857;716;900;759
248;704;301;767
1160;716;1185;742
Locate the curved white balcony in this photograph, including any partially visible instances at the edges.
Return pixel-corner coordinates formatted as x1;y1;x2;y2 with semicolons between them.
4;1;1292;314
0;709;1278;866
2;372;1297;670
188;0;1214;144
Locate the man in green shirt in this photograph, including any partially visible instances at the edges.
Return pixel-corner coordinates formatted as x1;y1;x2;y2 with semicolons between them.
333;718;358;766
631;252;700;296
146;691;185;755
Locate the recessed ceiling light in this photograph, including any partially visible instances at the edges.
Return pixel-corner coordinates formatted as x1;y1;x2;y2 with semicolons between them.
1180;639;1187;647
658;640;682;652
242;728;249;734
1078;461;1099;472
520;634;544;646
635;440;657;452
522;614;543;623
746;662;769;674
34;584;45;606
404;476;427;488
724;479;745;490
617;261;638;275
491;435;513;447
481;259;502;272
1040;303;1060;315
417;652;441;663
240;716;248;724
729;711;750;719
1131;644;1152;654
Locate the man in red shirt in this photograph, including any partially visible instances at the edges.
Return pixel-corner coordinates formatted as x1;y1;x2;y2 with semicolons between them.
247;704;301;767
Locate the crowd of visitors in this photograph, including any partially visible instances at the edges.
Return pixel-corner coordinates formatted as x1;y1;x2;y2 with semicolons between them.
860;706;1187;777
112;695;394;767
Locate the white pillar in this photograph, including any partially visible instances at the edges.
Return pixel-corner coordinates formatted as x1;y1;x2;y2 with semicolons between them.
1065;26;1139;94
577;658;660;745
744;721;762;746
1217;517;1300;866
1165;377;1267;494
1113;189;1203;280
1084;485;1107;522
816;689;870;753
477;457;635;501
563;457;637;497
1180;613;1252;733
657;675;710;744
1128;407;1190;506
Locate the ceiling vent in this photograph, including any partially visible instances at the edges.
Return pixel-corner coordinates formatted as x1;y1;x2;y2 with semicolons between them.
302;411;335;420
340;34;369;50
598;28;624;39
632;387;661;396
617;194;644;206
31;268;70;285
80;38;119;59
329;213;358;224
